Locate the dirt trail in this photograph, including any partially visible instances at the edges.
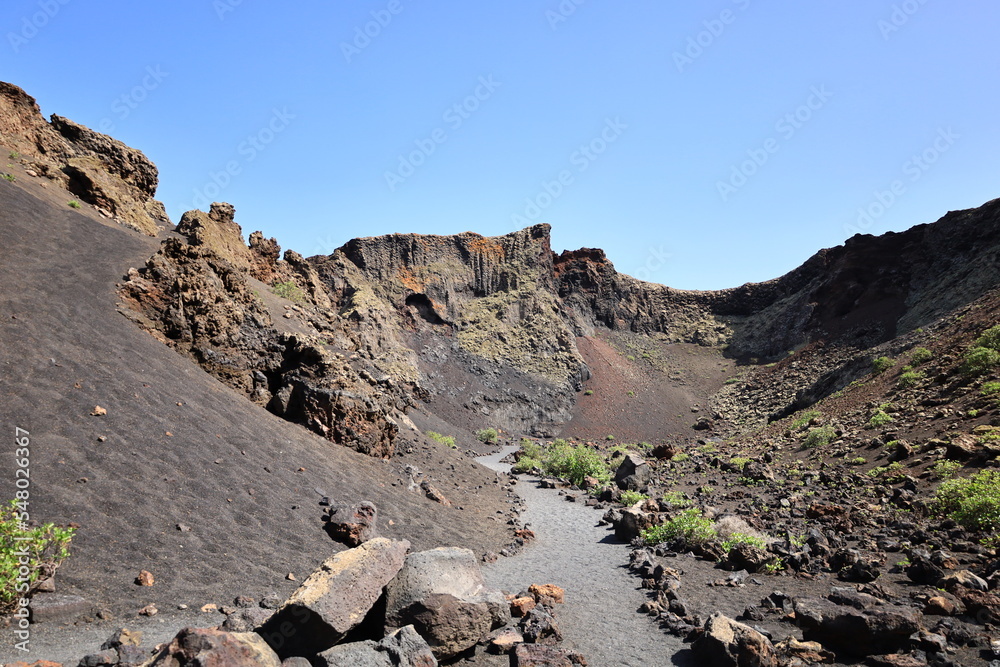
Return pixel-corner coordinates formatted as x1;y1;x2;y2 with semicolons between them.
478;448;687;666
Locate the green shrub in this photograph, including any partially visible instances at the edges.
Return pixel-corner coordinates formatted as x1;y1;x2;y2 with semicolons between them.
515;440;611;486
720;532;766;553
2;173;15;182
641;509;716;547
898;370;925;388
671;452;689;462
910;347;933;365
791;410;821;430
961;347;1000;377
729;457;751;470
849;456;867;465
662;491;691;507
803;425;836;448
272;280;306;304
605;435;615;441
426;431;456;448
981;381;1000;396
512;456;541;474
975;325;1000;351
872;356;894;374
0;500;76;614
932;460;962;479
934;470;1000;531
583;389;594;396
619;490;649;506
67;200;81;209
867;409;893;428
475;428;498;445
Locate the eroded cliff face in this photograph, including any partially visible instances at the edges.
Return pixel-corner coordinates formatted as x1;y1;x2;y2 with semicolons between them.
119;196;1000;454
0;81;168;235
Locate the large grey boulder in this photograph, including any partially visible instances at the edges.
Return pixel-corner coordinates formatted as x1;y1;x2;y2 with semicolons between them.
692;613;778;667
614;453;650;491
384;547;509;658
147;627;281;666
319;625;437;667
257;537;410;658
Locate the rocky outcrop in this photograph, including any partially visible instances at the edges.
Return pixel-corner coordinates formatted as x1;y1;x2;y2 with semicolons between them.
0;81;167;234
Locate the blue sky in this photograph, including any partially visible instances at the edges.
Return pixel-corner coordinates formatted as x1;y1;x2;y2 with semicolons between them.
3;1;998;289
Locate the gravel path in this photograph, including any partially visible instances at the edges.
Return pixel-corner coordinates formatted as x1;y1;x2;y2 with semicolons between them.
478;448;688;666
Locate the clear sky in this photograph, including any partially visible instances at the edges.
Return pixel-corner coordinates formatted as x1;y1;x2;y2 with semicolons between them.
3;1;998;289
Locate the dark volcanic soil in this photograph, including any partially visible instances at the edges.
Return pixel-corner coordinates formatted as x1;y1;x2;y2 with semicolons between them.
0;180;512;661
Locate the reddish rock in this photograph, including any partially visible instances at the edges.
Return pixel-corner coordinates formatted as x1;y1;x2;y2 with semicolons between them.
511;596;537;617
147;627;280;666
325;501;379;547
513;644;587;666
135;570;154;586
529;584;565;604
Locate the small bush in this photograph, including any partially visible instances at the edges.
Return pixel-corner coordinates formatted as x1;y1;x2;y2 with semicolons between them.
67;200;81;209
729;457;751;470
720;532;766;553
981;381;1000;396
605;435;615;441
961;347;1000;377
426;431;456;448
849;457;867;465
803;425;836;448
662;491;691;507
975;325;1000;351
641;509;716;547
671;452;689;462
619;490;648;506
867;409;893;428
898;370;925;388
475;428;498;445
512;456;541;474
272;280;306;304
791;410;821;431
0;501;76;614
872;356;894;375
583;389;593;396
932;460;962;479
910;347;933;365
2;173;15;182
934;470;1000;532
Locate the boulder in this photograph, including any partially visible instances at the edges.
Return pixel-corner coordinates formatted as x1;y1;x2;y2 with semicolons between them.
512;644;587;666
726;543;773;574
257;538;410;658
220;606;274;632
528;584;565;604
692;613;778;667
613;508;651;542
318;625;437;667
325;501;379;547
793;599;920;657
950;585;1000;624
400;593;493;659
520;606;562;645
938;569;989;592
147;628;280;666
614;453;650;491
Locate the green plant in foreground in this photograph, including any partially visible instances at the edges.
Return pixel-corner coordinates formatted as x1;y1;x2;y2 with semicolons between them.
982;381;1000;396
662;491;691;507
67;200;81;209
475;428;498;445
641;509;716;547
2;173;15;182
8;152;19;159
910;347;933;365
803;425;836;448
933;469;1000;531
763;558;784;574
872;356;894;375
0;500;76;614
619;490;649;506
272;280;306;304
583;389;594;396
962;347;1000;377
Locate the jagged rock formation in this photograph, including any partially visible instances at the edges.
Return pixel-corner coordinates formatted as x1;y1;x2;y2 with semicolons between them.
118;195;1000;453
0;81;168;234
